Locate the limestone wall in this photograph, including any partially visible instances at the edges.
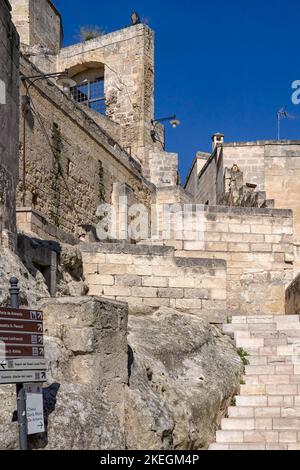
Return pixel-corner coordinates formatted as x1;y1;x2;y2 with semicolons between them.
196;151;218;205
41;296;128;446
56;24;155;169
148;151;178;188
11;0;62;53
184;153;209;198
0;0;19;248
81;243;227;322
147;206;294;316
17;57;154;239
285;274;300;315
183;207;294;316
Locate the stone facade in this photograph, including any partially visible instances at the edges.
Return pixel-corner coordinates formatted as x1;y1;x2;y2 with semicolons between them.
142;206;294;316
0;0;19;248
185;139;300;277
81;243;227;322
10;0;62;53
17;56;154;239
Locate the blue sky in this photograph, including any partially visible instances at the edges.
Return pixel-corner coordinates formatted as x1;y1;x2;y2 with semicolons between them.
54;0;300;181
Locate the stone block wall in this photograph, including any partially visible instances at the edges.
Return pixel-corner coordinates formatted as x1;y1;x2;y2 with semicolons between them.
41;296;128;441
179;207;294;316
81;243;227;322
56;24;155;169
187;140;300;279
17;57;153;240
11;0;62;53
0;0;19;248
16;208;78;245
196;151;218;205
148;151;178;188
145;206;294;316
285;274;300;315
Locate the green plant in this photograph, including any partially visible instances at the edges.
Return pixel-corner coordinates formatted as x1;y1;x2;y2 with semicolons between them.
230;397;236;407
50;122;63;226
98;160;106;203
226;316;232;324
237;348;250;366
240;379;246;385
79;26;105;42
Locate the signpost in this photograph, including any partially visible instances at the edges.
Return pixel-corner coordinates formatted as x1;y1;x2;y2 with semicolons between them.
24;384;45;435
0;278;47;450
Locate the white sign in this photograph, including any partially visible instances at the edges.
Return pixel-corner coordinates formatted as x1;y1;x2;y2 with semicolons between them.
25;383;45;435
0;359;47;371
0;370;46;384
0;79;5;105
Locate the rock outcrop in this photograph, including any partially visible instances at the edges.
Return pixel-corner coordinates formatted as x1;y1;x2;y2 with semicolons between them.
0;247;243;450
126;308;243;450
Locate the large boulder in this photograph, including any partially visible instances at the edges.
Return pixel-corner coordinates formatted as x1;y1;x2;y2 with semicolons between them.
126;308;243;450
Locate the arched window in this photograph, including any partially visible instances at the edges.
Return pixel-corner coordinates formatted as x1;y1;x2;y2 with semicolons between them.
71;77;105;115
67;63;106;115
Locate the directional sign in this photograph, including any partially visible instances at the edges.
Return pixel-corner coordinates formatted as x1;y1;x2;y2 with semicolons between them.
25;383;45;435
0;345;44;359
0;308;43;321
0;308;45;384
0;333;43;346
0;319;43;334
0;370;46;384
0;359;47;371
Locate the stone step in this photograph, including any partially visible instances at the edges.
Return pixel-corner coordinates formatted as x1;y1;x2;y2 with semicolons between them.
240;384;266;395
272;418;300;430
228;406;300;419
210;443;298;451
216;430;288;444
221;418;273;431
236;395;268;407
228;406;254;418
231;316;300;326
210;314;300;451
221;417;300;432
243;374;292;385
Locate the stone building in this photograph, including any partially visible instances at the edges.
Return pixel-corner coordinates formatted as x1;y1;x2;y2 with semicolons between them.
0;0;19;248
184;137;300;275
8;0;180;240
2;0;300;452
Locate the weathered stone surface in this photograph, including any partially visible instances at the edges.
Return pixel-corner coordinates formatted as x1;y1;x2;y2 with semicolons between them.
126;307;243;450
0;0;19;247
0;296;129;450
57;244;89;297
0;246;49;307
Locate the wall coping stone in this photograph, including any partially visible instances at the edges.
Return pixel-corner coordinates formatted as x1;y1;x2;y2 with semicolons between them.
80;242;226;269
205;205;293;218
40;295;128;309
80;242;175;256
221;140;300;147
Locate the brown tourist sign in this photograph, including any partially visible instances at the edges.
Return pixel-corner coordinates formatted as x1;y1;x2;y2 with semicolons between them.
0;307;46;380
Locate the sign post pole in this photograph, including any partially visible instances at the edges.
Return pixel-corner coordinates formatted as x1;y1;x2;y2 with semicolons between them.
9;277;28;451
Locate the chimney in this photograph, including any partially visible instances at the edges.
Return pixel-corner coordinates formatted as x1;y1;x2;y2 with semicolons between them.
212;133;224;151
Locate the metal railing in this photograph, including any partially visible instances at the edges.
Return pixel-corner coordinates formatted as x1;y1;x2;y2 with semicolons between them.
71;78;106;115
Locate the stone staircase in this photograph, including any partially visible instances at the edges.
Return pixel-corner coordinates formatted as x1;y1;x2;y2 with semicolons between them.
209;315;300;450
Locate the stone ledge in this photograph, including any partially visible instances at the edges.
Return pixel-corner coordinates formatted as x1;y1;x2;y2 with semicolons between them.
17;207;78;245
40;295;128;310
205;205;293;218
59;24;151;56
221;140;300;147
80;242;175;256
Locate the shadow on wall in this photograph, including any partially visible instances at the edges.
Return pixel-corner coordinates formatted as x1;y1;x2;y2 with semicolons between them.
286;274;300;315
